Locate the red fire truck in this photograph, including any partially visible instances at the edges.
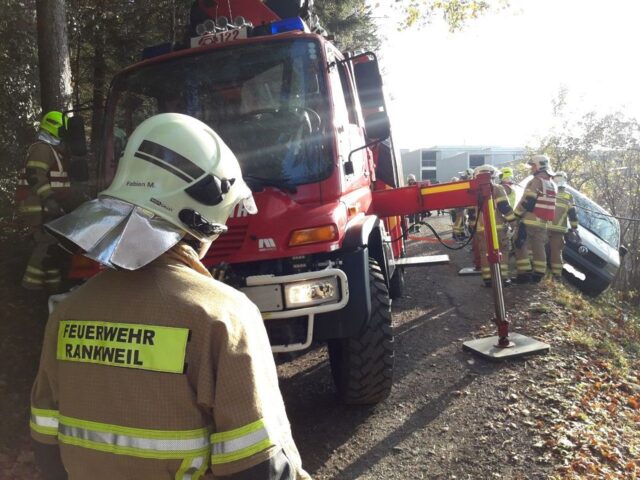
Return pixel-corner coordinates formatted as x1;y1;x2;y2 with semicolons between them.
69;0;502;404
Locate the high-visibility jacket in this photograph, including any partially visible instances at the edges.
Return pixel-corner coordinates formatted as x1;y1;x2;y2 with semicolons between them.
501;182;517;207
549;188;579;233
30;244;310;480
469;184;516;233
514;173;557;228
16;141;70;224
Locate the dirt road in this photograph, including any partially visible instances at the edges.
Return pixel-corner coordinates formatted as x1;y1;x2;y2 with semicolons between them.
0;216;559;479
279;215;554;479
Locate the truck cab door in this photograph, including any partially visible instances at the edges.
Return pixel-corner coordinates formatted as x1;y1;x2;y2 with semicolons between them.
326;48;369;193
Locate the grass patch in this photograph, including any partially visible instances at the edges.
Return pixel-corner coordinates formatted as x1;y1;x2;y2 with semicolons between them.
547;280;639;372
567;329;597;350
596;338;629;373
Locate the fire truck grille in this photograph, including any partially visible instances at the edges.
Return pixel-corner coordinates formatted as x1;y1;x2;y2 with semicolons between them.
265;317;308;347
206;224;248;263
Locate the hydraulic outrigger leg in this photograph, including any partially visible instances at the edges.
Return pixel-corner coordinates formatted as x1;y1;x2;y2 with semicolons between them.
462;174;549;360
370;173;550;360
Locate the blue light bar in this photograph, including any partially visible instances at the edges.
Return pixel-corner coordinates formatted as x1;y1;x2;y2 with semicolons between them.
141;42;173;60
270;17;307;35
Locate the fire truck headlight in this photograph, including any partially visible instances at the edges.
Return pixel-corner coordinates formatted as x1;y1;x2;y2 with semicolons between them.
195;23;207;35
284;277;339;308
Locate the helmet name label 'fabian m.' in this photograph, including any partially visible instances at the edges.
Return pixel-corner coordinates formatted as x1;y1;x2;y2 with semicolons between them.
126;181;155;188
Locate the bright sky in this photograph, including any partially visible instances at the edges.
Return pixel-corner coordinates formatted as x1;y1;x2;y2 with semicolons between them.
379;0;640;150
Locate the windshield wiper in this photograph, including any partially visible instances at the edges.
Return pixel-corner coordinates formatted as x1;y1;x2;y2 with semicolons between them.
244;175;298;194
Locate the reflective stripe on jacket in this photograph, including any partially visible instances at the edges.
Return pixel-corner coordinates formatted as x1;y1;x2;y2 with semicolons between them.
549;189;578;232
15;142;70;215
30;244;310;480
473;184;516;233
502;182;517;207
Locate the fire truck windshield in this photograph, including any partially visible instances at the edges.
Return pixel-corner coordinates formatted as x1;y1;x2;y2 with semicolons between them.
107;38;332;187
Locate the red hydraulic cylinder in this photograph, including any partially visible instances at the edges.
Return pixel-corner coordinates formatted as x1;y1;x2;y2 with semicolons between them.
478;173;511;348
370;179;477;217
371;173;512;348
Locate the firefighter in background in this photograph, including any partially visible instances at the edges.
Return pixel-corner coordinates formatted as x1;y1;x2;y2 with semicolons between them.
468;165;517;287
30;114;310;480
548;171;579;277
466;203;482;273
448;176;465;239
499;167;517;207
15;111;71;292
451;168;473;240
513;155;557;283
406;174;418;225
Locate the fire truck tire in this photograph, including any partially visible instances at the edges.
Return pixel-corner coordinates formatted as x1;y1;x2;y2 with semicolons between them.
328;258;394;405
389;267;405;299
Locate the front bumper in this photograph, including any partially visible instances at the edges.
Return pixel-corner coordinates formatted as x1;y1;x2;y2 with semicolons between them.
563;244;614;284
241;268;349;352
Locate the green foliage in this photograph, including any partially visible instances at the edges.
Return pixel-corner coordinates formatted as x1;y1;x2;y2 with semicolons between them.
394;0;508;31
315;0;380;51
0;0;39;217
0;0;376;220
538;104;640;298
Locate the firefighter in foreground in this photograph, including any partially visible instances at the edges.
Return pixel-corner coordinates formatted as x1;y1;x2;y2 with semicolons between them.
30;113;310;480
468;165;517;287
16;111;71;292
513;155;557;283
548;171;579;277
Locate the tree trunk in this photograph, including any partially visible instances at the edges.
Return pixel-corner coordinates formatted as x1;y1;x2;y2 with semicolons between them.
90;22;106;153
36;0;73;113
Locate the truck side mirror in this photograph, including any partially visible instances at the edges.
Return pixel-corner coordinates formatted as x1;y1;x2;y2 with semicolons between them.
67;115;88;157
364;111;390;141
619;245;628;258
353;56;385;112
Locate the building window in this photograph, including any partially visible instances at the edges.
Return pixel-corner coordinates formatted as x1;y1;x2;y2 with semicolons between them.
421;150;437;167
469;154;485;168
421;169;437;181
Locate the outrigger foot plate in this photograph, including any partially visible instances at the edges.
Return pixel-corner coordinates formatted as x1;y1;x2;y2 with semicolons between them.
463;332;549;361
392;254;449;267
458;267;481;276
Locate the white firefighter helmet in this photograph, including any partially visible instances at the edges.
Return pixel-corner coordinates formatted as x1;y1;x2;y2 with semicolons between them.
460;168;474;180
473;164;499;181
527;154;553;174
46;113;256;270
407;173;417;185
553;171;568;187
450;176;460;182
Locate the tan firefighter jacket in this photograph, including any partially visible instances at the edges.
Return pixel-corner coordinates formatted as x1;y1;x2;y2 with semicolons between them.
549;188;579;233
468;184;517;233
30;243;310;480
16;141;71;226
514;173;557;229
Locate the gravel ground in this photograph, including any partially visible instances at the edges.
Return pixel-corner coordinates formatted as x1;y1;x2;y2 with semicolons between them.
0;216;561;479
279;215;556;479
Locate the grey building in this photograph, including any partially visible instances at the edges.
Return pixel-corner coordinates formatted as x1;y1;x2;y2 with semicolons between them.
401;146;525;184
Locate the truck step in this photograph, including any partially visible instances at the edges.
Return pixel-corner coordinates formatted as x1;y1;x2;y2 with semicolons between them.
391;254;449;267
